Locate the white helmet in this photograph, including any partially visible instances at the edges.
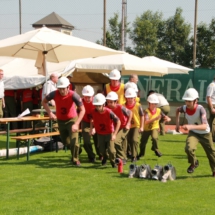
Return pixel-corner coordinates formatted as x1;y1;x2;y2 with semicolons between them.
106;91;118;100
147;94;159;103
125;88;137;98
93;93;106;105
109;69;121;80
82;85;94;96
57;77;70;88
182;88;199;101
124;82;138;92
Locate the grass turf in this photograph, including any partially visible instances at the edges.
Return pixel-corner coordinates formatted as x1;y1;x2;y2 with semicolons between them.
0;134;214;215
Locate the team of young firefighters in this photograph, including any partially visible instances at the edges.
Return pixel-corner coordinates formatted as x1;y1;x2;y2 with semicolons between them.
42;69;215;177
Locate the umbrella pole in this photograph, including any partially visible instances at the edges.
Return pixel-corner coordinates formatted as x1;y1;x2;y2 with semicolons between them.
43;51;49;95
148;76;151;91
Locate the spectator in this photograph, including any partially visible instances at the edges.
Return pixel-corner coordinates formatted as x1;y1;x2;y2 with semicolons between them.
125;74;140;97
42;72;59;107
0;69;5;119
124;82;140;103
206;76;215;141
20;88;33;128
4;90;17;129
32;85;43;109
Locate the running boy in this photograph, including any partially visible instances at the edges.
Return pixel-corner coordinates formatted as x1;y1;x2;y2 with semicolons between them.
176;88;215;176
124;88;144;162
139;94;171;158
89;93;121;167
106;91;133;163
81;85;99;163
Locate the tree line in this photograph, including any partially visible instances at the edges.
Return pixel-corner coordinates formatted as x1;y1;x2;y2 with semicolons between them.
97;7;215;68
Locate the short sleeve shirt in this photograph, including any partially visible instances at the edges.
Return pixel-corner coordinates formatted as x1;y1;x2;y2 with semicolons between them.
42;80;57;100
206;81;215;104
0;80;4;98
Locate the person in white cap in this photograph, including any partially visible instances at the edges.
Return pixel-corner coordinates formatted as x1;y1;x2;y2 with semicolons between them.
89;93;121;168
42;77;85;166
124;88;144;162
176;88;215;177
147;90;170;135
206;76;215;141
124;82;140;103
42;72;59;107
139;94;170;158
104;69;125;105
80;85;99;163
106;91;133;164
125;74;140;97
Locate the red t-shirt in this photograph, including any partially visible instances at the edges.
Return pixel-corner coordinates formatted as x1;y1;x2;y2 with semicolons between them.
82;98;94;123
4;90;15;97
46;90;82;121
22;89;33;103
91;107;118;135
110;104;129;129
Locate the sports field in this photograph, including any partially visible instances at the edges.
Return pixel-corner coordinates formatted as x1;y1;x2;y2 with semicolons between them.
0;133;214;215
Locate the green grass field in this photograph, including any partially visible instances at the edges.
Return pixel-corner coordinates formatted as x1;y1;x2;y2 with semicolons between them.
0;134;214;215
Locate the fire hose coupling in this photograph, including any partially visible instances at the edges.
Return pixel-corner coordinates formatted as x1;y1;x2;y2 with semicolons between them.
161;163;177;183
139;164;152;179
151;165;164;181
115;158;123;173
128;164;139;178
127;162;177;182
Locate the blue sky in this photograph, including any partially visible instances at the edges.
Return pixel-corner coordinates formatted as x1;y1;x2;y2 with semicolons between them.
0;0;215;46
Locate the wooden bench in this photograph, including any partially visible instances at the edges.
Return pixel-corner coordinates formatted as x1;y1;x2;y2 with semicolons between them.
0;127;47;135
12;131;60;161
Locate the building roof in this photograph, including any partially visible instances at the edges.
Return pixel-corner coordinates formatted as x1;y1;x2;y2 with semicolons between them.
32;12;74;30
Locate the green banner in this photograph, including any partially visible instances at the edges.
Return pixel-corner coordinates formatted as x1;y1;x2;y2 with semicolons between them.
122;68;215;103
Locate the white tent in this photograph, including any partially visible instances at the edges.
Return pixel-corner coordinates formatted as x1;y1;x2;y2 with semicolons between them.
0;57;70;89
142;56;192;74
74;53;168;76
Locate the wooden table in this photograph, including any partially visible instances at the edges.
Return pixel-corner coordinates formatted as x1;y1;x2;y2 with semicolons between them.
0;116;51;159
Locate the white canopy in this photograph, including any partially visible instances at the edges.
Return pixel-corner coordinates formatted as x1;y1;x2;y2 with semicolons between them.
75;53;168;76
0;57;70;89
142;56;192;74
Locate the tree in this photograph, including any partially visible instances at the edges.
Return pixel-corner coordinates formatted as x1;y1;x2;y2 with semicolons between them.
195;18;215;68
130;10;165;57
157;8;192;65
96;13;130;51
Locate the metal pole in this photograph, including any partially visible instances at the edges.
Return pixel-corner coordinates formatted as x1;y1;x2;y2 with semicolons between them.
124;0;127;48
193;0;198;68
19;0;22;34
121;0;125;51
103;0;106;46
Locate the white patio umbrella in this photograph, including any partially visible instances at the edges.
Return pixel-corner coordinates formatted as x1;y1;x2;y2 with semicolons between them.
0;27;124;80
142;56;193;74
142;56;192;90
74;53;168;76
